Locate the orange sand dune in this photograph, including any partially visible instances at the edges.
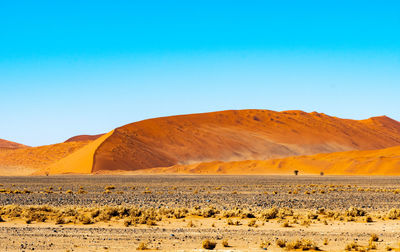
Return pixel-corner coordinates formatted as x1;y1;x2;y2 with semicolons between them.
0;138;28;150
46;109;400;174
92;110;400;173
0;141;90;175
3;109;400;175
64;134;104;143
143;145;400;175
41;131;114;175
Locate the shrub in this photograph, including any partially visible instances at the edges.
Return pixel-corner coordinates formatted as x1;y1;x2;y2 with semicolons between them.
202;239;217;250
124;219;132;227
260;240;270;249
345;207;366;217
370;233;379;242
55;217;65;224
345;241;359;251
276;239;287;248
227;219;240;226
261;208;278;220
387;209;400;219
222;239;229;247
80;215;93;225
248;219;257;227
187;220;195;227
136;242;148;250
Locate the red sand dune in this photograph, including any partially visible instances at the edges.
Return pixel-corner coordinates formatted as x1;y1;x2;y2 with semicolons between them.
0;138;28;150
143;145;400;175
43;109;400;175
64;134;104;143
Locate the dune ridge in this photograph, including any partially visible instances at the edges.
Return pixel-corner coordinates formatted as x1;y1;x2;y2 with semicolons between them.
64;134;104;143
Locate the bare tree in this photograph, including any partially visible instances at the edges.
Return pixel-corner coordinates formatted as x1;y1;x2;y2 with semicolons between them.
294;170;299;176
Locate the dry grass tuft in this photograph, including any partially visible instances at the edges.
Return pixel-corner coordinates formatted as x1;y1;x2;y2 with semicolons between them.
202;239;217;250
222;239;229;247
136;242;148;250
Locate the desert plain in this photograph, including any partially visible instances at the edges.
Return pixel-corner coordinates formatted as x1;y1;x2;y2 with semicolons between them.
1;175;400;251
2;110;400;251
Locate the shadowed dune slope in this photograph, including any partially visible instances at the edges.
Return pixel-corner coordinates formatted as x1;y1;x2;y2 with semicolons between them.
0;138;28;150
143;145;400;175
91;109;400;173
64;134;104;143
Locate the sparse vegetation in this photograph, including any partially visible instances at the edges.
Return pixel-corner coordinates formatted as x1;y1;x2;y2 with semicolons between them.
202;239;217;250
222;239;229;247
136;242;148;250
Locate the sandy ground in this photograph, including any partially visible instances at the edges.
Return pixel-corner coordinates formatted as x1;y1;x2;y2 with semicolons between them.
1;175;400;251
1;218;400;251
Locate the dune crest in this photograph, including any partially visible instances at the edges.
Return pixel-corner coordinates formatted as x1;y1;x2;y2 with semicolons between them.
64;134;104;143
0;138;28;150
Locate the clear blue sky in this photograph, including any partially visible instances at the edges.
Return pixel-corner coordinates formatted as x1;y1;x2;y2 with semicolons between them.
1;1;399;146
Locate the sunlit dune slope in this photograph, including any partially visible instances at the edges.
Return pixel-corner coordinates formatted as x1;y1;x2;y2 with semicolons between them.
64;134;104;143
91;109;400;172
0;141;90;175
142;145;400;175
0;138;28;150
41;130;114;175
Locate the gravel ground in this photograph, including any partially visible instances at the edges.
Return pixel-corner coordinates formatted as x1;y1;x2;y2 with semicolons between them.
1;175;400;210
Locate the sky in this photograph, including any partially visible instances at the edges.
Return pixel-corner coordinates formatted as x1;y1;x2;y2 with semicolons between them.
1;1;399;146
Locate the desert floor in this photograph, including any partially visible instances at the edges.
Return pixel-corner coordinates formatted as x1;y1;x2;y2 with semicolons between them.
1;175;400;251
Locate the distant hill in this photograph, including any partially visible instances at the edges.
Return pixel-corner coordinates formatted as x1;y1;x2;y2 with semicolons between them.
0;138;28;149
64;134;104;143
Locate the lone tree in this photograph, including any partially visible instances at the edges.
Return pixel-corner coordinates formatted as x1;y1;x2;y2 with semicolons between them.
294;170;299;176
320;171;324;176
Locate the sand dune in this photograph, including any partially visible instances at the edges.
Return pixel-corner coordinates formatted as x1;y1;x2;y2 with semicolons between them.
0;141;90;175
3;109;400;175
46;109;400;174
42;131;114;174
64;134;104;143
140;145;400;175
91;109;400;172
0;138;28;150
